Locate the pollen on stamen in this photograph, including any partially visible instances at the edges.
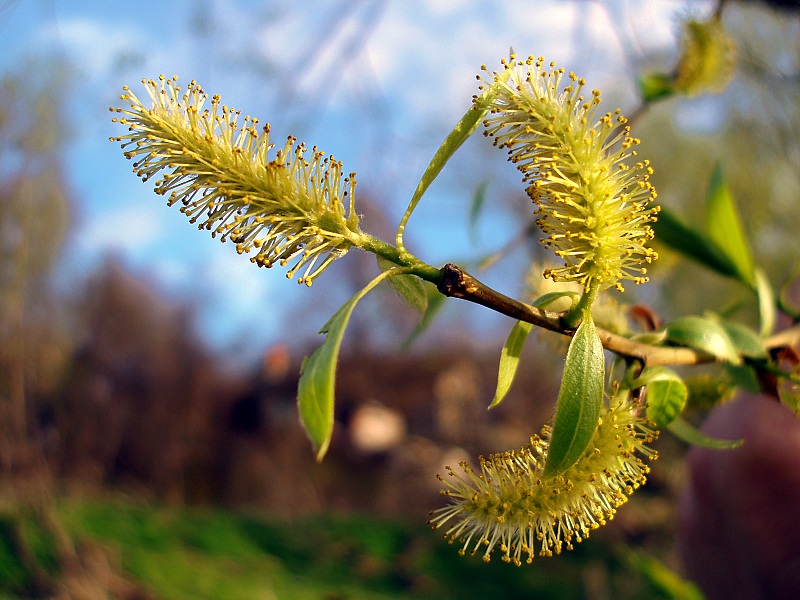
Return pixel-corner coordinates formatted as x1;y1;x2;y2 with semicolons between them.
474;56;659;292
110;75;362;285
429;395;658;564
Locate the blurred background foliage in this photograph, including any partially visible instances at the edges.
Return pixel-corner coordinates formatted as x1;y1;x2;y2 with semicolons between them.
0;0;798;598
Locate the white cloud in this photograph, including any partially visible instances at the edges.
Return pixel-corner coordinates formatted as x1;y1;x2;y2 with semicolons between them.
41;17;141;75
79;203;165;254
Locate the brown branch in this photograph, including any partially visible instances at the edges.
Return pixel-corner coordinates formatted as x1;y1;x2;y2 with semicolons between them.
436;264;715;366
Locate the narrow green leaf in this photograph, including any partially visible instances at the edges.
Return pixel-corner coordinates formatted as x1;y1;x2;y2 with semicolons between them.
489;320;533;409
298;269;402;461
543;313;605;478
668;416;744;449
396;71;509;245
638;72;676;103
624;549;705;600
630;330;669;345
531;291;580;311
401;283;446;350
665;315;741;365
705;163;755;286
755;268;776;337
377;256;427;316
468;179;490;239
396;104;489;243
652;207;739;280
717;320;767;359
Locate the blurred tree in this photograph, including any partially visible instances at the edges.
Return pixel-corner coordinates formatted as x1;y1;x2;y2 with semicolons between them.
0;59;72;483
56;259;224;501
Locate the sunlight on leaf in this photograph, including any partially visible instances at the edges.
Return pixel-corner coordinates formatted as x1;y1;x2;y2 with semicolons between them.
489;320;533;409
652;207;739;280
668;416;743;449
544;312;604;477
396;71;509;248
377;256;428;317
705;163;755;287
633;366;688;428
755;268;776;337
665;315;741;365
298;268;408;460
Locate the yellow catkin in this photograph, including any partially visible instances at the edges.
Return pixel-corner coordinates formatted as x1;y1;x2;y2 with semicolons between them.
675;17;736;97
110;76;360;285
428;395;658;565
475;56;659;292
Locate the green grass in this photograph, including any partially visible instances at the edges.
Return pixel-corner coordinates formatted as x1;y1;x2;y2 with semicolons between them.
0;496;691;599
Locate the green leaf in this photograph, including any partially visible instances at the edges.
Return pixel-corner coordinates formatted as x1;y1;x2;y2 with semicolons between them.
377;256;427;316
640;368;688;428
665;315;741;365
717;320;767;359
401;283;446;350
530;291;580;311
638;72;676;103
723;364;761;393
489;320;533;409
668;416;744;449
755;268;776;337
778;370;800;415
705;163;755;286
468;179;490;239
396;71;509;244
298;269;402;460
543;312;605;478
652;207;740;280
624;549;705;600
396;104;489;243
630;330;669;345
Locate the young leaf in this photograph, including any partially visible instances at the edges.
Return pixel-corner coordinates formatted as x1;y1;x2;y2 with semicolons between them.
717;320;767;359
396;104;489;245
298;269;404;461
377;256;427;316
623;549;705;600
488;292;578;410
543;312;605;478
396;71;509;246
489;320;533;409
755;268;776;337
778;370;800;415
531;291;580;311
638;72;676;103
631;365;688;428
665;315;741;365
668;416;744;449
705;163;755;287
401;283;446;350
723;364;761;394
651;207;740;280
468;179;490;239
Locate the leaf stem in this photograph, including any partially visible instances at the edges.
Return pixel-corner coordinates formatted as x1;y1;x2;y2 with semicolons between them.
350;231;441;282
564;284;600;328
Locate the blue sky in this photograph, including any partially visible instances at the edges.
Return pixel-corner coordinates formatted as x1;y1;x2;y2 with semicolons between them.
0;0;710;359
